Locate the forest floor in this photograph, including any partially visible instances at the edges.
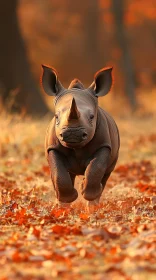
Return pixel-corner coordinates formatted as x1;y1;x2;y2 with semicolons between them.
0;113;156;280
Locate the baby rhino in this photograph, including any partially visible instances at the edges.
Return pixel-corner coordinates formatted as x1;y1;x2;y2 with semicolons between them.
41;65;120;205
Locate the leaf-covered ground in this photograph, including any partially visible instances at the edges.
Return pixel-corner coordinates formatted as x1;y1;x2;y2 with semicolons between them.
0;114;156;280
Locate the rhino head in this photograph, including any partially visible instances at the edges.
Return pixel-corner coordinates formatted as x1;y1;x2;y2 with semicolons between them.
41;65;113;148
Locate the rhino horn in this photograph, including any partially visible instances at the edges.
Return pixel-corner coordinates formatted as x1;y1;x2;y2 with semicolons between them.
68;98;80;120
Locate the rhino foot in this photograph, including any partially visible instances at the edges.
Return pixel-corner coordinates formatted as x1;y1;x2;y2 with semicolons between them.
57;188;78;203
82;182;103;201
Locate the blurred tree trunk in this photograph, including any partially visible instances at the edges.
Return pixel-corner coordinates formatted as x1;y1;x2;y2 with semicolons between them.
0;0;48;115
111;0;137;109
66;0;102;80
83;0;102;75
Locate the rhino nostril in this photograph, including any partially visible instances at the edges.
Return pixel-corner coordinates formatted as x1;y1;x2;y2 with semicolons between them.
82;132;87;139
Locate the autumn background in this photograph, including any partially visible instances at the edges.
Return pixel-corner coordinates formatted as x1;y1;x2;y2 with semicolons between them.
0;1;156;280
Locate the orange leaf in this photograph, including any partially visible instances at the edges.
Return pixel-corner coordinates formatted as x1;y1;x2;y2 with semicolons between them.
52;225;70;234
79;213;89;220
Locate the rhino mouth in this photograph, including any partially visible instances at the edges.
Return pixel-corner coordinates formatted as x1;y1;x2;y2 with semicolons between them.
65;138;83;143
59;127;88;144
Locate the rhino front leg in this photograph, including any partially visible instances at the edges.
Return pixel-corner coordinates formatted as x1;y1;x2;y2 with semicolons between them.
82;147;110;201
48;150;78;203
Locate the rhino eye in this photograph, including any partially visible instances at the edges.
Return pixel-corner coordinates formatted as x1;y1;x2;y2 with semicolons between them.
90;114;94;120
55;113;60;124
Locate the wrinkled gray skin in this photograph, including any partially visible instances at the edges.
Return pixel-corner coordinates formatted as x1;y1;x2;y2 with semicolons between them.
41;65;120;204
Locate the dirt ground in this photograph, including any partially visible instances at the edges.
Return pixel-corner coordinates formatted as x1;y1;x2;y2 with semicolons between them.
0;113;155;280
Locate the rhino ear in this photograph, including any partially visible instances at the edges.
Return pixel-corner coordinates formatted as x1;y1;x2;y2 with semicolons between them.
41;65;64;96
89;67;113;97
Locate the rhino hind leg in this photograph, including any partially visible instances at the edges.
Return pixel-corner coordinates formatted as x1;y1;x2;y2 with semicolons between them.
86;172;111;212
88;173;111;203
98;158;119;201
